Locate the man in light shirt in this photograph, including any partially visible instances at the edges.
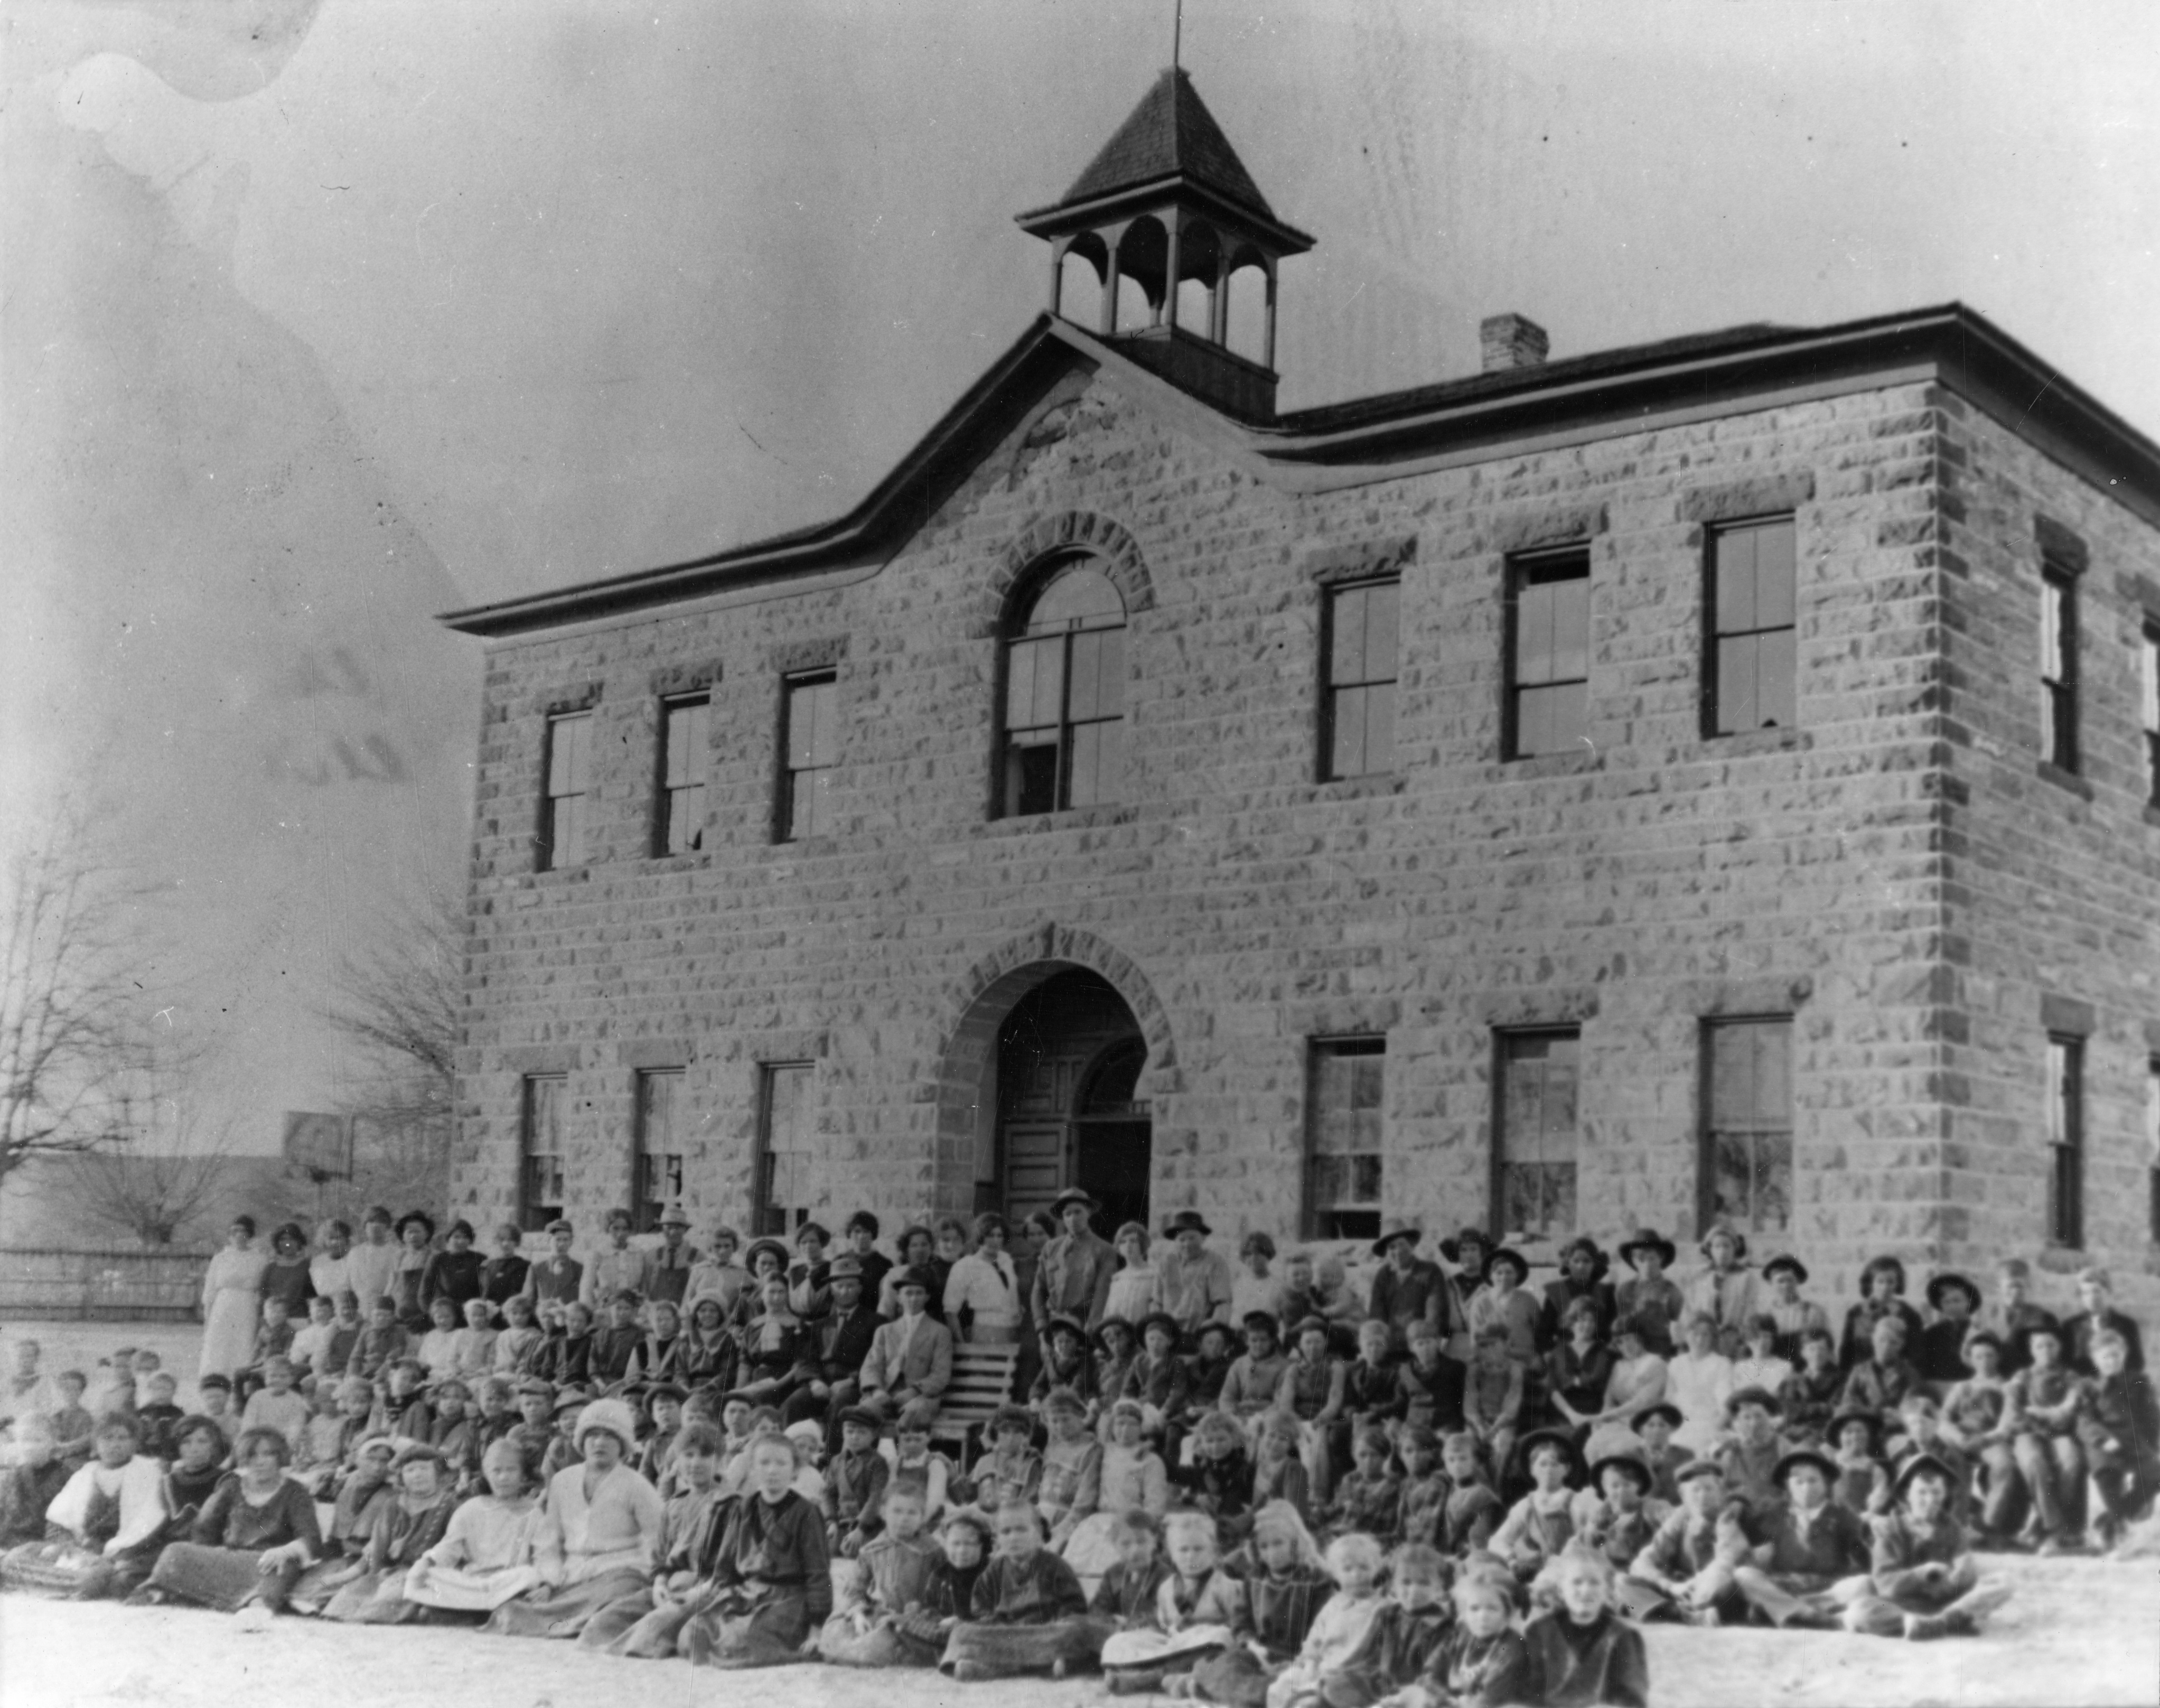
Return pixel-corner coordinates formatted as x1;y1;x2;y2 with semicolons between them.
1153;1209;1233;1334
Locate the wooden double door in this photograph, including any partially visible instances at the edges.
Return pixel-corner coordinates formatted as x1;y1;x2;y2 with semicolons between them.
996;970;1151;1240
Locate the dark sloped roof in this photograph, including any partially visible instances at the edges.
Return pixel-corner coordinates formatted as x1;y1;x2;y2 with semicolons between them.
1058;68;1275;218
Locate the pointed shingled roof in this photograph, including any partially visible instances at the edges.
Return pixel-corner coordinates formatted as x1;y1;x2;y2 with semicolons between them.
1057;68;1275;219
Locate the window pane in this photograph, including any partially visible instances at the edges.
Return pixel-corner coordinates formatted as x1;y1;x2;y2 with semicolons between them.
1331;583;1370;685
2040;580;2065;680
666;782;705;854
761;1063;817;1230
2142;633;2160;733
1069;627;1125;722
1023;563;1124;634
1716;634;1759;735
788;768;831;839
1716;527;1758;633
663;699;708;789
1330;685;1368;779
1517;682;1585;755
1005;739;1060;817
1549;575;1588;683
1007;636;1063;732
1754;629;1796;729
547;713;589;795
1753;521;1796;627
1365;581;1399;687
1363;682;1396;774
1516;581;1556;684
1307;1041;1384;1237
1068;718;1125;809
549;795;586;867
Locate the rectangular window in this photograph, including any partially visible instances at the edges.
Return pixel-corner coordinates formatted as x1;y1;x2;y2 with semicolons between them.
657;695;710;855
2041;565;2078;771
1707;515;1798;734
780;674;838;842
1323;577;1400;779
1497;1030;1580;1239
2046;1034;2083;1247
540;711;592;870
634;1069;685;1233
1004;626;1126;813
756;1062;817;1236
1506;549;1589;758
520;1075;566;1229
1305;1039;1385;1240
1700;1019;1793;1235
2140;622;2159;807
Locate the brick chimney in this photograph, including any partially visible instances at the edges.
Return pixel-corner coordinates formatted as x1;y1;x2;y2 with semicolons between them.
1481;313;1550;373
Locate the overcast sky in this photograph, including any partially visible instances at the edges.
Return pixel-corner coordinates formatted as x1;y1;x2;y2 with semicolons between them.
5;1;2156;1149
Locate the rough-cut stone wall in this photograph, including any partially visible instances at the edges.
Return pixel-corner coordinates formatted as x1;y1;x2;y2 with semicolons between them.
453;357;2157;1318
1934;388;2160;1318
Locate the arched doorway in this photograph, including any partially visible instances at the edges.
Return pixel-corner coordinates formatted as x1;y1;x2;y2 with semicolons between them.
994;969;1151;1238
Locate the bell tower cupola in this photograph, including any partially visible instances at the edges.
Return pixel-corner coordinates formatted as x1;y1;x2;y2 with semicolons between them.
1017;68;1314;422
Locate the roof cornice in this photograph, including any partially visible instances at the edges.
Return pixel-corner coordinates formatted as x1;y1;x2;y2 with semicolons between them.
441;303;2160;638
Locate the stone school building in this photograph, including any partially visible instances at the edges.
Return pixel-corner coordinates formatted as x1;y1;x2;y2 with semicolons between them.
443;70;2160;1309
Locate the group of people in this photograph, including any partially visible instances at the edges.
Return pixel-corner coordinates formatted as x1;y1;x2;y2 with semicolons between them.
0;1188;2153;1704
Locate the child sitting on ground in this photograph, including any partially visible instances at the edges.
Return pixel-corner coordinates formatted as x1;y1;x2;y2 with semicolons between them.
889;1415;953;1525
1388;1563;1528;1708
1100;1508;1241;1694
1090;1506;1174;1635
1324;1541;1453;1708
1175;1409;1256;1542
1433;1431;1502;1556
824;1405;891;1558
964;1404;1042;1511
1728;1445;1869;1629
1265;1532;1392;1708
1519;1544;1649;1708
941;1500;1101;1682
1491;1429;1579;1588
1827;1411;1887;1517
820;1475;947;1667
1191;1500;1333;1708
1;1413;166;1599
1571;1443;1666;1579
1069;1401;1170;1582
1840;1452;2012;1640
1036;1387;1103;1554
1321;1425;1402;1544
404;1435;544;1621
1620;1459;1746;1626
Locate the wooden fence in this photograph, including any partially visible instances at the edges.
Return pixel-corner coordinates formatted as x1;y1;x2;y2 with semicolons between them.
0;1247;210;1320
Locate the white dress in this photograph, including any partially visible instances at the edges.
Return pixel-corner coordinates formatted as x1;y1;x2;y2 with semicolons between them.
1665;1351;1735;1453
199;1245;269;1379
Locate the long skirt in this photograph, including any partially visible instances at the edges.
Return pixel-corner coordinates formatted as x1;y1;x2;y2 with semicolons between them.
485;1566;651;1638
679;1584;815;1668
199;1289;259;1380
1100;1622;1232;1684
577;1588;704;1658
0;1538;146;1600
323;1567;422;1623
821;1612;943;1668
940;1616;1109;1678
144;1543;302;1612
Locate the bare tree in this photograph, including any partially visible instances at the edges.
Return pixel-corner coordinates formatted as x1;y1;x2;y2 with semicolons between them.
316;885;463;1214
68;1137;231;1246
0;799;152;1186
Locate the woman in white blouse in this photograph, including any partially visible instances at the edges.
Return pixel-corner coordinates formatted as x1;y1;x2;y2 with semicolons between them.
943;1212;1024;1342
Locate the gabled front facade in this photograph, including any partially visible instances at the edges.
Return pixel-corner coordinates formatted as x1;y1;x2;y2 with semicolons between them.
443;72;2160;1312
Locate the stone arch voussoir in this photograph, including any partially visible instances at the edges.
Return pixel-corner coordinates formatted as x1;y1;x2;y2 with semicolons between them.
979;510;1157;638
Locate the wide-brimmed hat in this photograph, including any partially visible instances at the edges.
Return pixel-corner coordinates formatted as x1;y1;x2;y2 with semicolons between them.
1371;1223;1424;1258
1138;1310;1182;1345
826;1255;864;1281
1698;1222;1749;1262
1773;1446;1840;1487
1161;1209;1213;1239
1514;1427;1583;1484
1050;1188;1100;1215
658;1203;691;1228
1762;1254;1809;1284
1723;1384;1784;1420
1045;1311;1089;1343
888;1265;934;1296
1926;1272;1981;1313
743;1238;789;1275
1617;1228;1678;1270
1891;1451;1958;1500
1484;1247;1529;1282
574;1397;640;1453
1587;1442;1656;1492
1438;1226;1498;1267
1092;1315;1136;1349
1631;1402;1684;1434
1827;1410;1883;1453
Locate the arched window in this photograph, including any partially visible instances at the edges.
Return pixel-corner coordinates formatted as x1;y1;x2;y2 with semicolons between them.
1002;557;1127;816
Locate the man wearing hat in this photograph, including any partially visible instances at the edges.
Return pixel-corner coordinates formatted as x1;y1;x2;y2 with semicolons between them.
1370;1224;1448;1351
1028;1189;1117;1338
1728;1445;1870;1629
858;1266;953;1431
786;1254;885;1444
644;1205;703;1310
1154;1209;1233;1334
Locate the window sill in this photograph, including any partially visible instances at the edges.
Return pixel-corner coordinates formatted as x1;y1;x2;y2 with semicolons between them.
2036;760;2096;802
1304;772;1406;800
638;849;714;870
986;804;1139;835
1706;726;1812;758
1493;746;1603;779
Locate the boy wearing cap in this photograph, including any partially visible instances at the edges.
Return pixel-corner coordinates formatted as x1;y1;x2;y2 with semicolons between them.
1841;1454;2012;1639
967;1404;1044;1511
1613;1230;1684;1360
1030;1191;1118;1337
859;1267;953;1432
1729;1446;1869;1628
825;1406;892;1557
